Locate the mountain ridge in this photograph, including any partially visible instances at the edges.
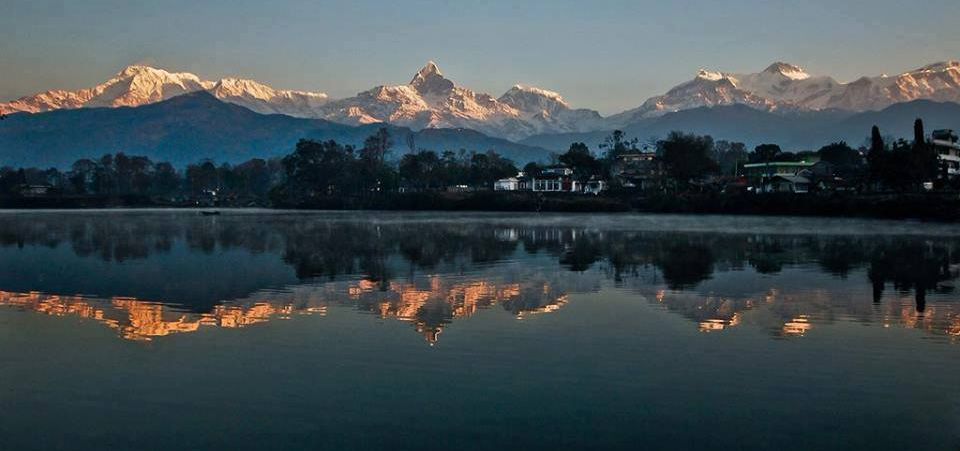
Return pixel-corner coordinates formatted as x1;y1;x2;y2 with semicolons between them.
522;99;960;151
0;91;553;168
3;59;960;142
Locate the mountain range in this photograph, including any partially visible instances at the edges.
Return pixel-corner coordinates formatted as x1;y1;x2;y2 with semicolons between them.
605;61;960;128
0;92;552;168
2;60;960;167
522;100;960;152
0;62;604;141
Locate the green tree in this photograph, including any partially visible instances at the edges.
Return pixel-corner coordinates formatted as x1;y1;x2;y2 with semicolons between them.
468;151;517;188
817;141;862;178
399;150;442;190
152;162;180;196
910;118;939;188
359;128;394;193
714;140;748;176
867;125;885;184
658;131;718;188
599;130;639;161
752;144;782;163
186;161;219;195
558;142;601;182
277;139;357;203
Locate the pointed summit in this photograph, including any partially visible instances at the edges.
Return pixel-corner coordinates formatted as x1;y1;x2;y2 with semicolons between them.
118;64;154;76
696;69;725;81
415;61;442;78
410;61;454;94
762;62;809;80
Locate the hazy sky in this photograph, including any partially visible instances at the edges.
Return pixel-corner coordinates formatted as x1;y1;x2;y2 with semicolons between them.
2;0;959;114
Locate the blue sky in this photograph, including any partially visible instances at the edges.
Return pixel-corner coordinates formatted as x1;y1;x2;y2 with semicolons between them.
2;0;959;114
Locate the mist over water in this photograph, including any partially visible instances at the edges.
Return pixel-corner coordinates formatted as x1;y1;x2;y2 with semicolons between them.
1;210;959;451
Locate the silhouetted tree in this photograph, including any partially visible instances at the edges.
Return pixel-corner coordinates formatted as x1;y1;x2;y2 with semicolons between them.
867;125;885;185
714;140;749;176
752;144;782;163
658;131;718;188
558;142;601;182
818;141;863;179
600;130;639;161
359;128;394;193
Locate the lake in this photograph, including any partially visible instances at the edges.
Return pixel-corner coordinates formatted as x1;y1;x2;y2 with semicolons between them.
1;210;959;451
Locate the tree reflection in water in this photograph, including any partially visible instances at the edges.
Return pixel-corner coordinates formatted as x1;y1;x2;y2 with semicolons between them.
0;212;957;342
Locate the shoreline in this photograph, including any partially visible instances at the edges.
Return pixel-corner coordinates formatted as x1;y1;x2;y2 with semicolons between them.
2;192;959;222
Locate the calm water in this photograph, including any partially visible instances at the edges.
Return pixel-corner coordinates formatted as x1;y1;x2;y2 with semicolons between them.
2;210;959;450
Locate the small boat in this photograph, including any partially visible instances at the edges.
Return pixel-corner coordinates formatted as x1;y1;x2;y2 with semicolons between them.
200;210;221;216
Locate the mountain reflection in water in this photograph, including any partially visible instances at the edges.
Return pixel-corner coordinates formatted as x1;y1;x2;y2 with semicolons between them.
0;210;958;343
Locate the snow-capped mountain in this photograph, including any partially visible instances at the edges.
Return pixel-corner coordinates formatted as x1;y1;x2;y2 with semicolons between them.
497;85;604;135
607;61;960;128
4;60;960;141
316;62;602;140
605;69;777;127
0;65;211;114
207;78;329;116
0;62;598;140
825;61;960;111
0;65;329;117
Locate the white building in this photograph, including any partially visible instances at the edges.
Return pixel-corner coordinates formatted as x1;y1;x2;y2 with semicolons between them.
494;177;520;191
532;167;579;192
932;129;960;178
584;180;607;195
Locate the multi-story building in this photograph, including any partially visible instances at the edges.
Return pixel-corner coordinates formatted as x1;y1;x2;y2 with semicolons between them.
613;152;664;190
932;129;960;179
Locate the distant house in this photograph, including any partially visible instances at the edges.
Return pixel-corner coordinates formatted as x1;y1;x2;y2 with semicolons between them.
807;161;835;178
494;176;520;191
613;152;663;190
495;171;533;191
494;168;606;194
742;161;817;179
932;129;960;179
743;160;833;193
17;184;53;197
762;175;811;194
583;179;607;195
532;166;580;192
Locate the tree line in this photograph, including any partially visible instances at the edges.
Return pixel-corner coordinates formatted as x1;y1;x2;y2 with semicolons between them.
0;127;521;206
534;117;947;193
0;119;951;206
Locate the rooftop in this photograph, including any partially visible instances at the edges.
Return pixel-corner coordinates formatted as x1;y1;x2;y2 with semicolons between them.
743;161;816;168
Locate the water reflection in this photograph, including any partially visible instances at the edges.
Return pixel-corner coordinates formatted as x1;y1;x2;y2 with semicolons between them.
0;211;958;343
0;274;575;343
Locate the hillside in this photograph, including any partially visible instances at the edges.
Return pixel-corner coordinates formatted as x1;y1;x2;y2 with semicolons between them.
0;92;552;167
522;100;960;151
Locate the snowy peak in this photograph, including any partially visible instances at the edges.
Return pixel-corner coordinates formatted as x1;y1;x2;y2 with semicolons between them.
912;61;960;73
609;59;960;125
762;62;810;80
210;77;327;102
696;69;726;82
86;65;211;108
0;65;329;117
411;61;443;81
207;77;329;117
116;64;201;82
409;61;454;95
318;62;601;140
499;85;569;110
6;59;960;142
